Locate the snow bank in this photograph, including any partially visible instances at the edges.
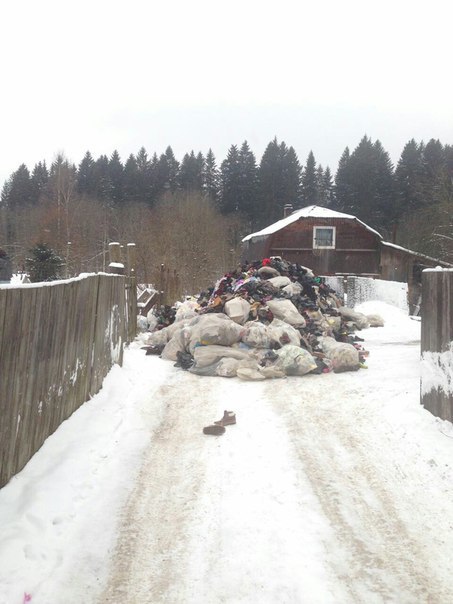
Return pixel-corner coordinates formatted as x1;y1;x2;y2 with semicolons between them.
421;342;453;396
0;341;172;604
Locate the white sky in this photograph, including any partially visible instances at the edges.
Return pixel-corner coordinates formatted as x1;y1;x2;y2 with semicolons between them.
1;0;452;185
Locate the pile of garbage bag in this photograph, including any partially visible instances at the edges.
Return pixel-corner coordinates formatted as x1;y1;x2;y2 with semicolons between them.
143;257;383;380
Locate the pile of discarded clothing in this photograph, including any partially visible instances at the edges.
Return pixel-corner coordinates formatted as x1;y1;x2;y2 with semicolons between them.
143;257;384;380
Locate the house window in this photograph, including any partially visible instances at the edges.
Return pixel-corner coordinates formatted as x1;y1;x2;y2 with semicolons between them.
313;226;336;249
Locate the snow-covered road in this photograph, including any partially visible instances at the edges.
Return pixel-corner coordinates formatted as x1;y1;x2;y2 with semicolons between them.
2;302;453;603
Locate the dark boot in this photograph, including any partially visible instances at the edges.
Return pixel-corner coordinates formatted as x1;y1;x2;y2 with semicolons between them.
203;425;226;435
214;410;236;427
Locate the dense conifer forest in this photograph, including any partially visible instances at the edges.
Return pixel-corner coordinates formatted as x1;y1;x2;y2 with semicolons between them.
1;135;452;291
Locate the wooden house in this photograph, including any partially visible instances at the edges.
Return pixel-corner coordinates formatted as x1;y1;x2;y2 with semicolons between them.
242;205;453;311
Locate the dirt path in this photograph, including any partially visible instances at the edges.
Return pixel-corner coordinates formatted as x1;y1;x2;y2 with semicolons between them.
99;347;453;604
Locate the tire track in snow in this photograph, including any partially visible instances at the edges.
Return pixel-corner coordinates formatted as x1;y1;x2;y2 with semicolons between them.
100;373;218;603
269;375;453;604
99;374;340;603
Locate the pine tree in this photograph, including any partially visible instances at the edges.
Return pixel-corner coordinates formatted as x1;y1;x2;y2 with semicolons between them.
237;140;258;221
373;140;396;229
220;144;241;214
280;145;301;210
77;151;96;196
422;138;445;204
334;147;352;212
156;146;180;196
3;164;34;208
123;154;140;203
349;136;381;227
443;144;453;201
93;154;111;200
320;166;334;206
1;178;12;207
258;138;281;226
25;243;64;282
333;136;395;233
149;152;160;202
135;146;153;203
394;139;425;218
108;150;124;204
179;150;204;191
30;161;49;204
203;148;220;202
258;137;295;227
300;151;318;205
316;165;324;204
196;152;205;190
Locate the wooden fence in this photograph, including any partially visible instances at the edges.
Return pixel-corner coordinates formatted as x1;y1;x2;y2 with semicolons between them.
151;264;182;306
421;269;453;420
0;273;136;488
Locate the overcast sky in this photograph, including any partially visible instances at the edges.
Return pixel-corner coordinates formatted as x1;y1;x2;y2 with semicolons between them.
1;0;452;186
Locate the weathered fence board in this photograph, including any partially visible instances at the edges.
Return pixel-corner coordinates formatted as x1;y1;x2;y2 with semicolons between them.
421;269;453;420
0;274;135;488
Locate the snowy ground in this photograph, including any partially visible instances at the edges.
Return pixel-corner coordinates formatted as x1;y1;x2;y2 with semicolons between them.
1;302;453;604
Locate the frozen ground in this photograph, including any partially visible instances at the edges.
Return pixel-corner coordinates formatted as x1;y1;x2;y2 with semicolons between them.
1;302;453;604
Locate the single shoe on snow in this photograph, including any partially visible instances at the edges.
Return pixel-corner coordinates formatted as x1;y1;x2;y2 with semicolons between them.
214;410;236;427
203;425;226;436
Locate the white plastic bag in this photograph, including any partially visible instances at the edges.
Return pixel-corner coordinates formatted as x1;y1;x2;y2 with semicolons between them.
191;344;250;368
236;361;267;381
174;298;200;322
137;315;148;332
275;345;317;376
318;336;360;372
330;346;360;372
338;307;370;330
147;326;170;347
146;312;158;332
188;314;243;353
215;357;241;377
266;299;306;327
325;315;342;333
241;321;271;348
161;326;192;361
366;314;384;327
224;297;251;325
282;281;303;296
304;309;330;332
267;319;301;348
268;276;291;289
259;365;286;379
189;362;221;376
300;265;315;277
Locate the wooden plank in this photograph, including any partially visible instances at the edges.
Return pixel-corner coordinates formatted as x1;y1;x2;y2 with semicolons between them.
421;270;453;421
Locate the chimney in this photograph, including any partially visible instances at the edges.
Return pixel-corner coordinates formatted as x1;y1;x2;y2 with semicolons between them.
283;203;293;218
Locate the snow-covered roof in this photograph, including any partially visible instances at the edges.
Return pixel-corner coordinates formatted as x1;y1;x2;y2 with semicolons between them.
242;205;382;242
381;241;453;267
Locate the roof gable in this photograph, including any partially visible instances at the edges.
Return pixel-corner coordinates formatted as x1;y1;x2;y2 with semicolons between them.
242;205;382;242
